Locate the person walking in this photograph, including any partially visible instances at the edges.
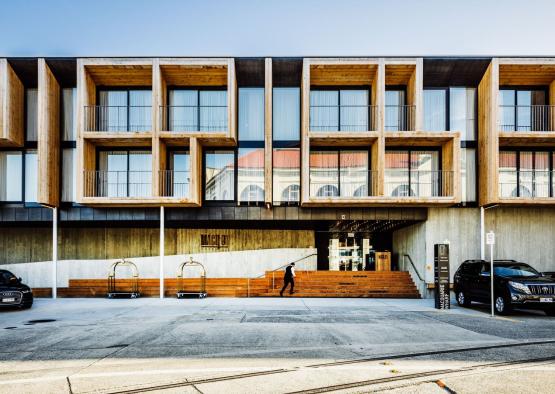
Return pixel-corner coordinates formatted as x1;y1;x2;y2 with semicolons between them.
280;262;296;296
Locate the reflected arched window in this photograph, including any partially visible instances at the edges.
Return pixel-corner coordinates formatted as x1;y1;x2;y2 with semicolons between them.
391;184;414;197
281;184;300;202
240;184;264;202
317;184;339;197
511;185;531;198
353;185;367;197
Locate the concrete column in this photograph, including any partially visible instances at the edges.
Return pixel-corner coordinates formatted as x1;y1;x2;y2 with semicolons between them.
160;206;165;299
52;207;57;299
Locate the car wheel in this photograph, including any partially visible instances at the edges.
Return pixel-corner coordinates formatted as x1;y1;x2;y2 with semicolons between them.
545;309;555;317
494;295;512;315
456;290;471;307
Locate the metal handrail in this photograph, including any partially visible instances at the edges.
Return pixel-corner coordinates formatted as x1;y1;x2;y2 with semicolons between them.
309;170;378;198
402;254;424;282
498;104;555;132
385;104;416;131
310;104;378;132
384;170;454;198
246;253;318;297
84;105;152;132
160;104;228;132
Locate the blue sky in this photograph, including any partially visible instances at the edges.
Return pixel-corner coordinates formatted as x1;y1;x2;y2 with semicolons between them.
1;0;554;57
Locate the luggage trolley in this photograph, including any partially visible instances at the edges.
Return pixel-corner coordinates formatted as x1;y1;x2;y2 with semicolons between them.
107;259;141;299
176;258;207;299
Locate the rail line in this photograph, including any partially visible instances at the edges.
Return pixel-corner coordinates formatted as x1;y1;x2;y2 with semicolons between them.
105;339;555;394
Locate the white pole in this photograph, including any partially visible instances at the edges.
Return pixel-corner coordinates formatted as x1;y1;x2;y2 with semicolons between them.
52;207;57;299
160;206;164;299
480;207;485;260
489;232;494;317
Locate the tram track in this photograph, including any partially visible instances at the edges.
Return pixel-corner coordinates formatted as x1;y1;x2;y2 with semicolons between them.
104;339;555;394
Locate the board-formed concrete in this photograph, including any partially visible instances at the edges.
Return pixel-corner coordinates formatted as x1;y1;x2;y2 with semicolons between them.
393;207;555;297
0;298;554;393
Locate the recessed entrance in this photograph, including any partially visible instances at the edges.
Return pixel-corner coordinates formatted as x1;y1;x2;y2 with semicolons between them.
315;220;418;271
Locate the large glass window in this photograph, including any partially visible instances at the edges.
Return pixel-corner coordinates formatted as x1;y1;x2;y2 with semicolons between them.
273;148;300;205
310;89;369;132
0;152;23;201
98;89;152;132
309;150;369;198
423;89;447;131
168;90;227;132
450;88;476;140
460;148;477;203
24;151;38;202
273;88;300;141
385;90;407;131
26;89;38;141
238;148;265;204
97;150;152;197
161;151;190;198
62;88;77;141
385;150;440;197
239;88;265;141
499;89;547;132
62;148;76;202
205;150;235;201
499;151;551;198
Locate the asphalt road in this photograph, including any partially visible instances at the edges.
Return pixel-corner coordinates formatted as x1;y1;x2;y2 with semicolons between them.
0;297;554;393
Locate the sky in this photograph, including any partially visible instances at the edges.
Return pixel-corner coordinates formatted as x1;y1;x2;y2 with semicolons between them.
1;0;555;57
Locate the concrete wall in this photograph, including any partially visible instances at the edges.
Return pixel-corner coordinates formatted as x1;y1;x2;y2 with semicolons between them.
0;227;315;264
1;248;317;288
393;207;555;298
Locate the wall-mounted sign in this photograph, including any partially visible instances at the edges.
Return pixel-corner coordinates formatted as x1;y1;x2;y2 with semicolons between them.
200;234;229;248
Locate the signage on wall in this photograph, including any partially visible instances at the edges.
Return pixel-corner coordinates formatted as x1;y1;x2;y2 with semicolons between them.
200;234;230;248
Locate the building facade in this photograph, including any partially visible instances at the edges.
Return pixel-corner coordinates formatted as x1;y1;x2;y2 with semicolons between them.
1;56;555;297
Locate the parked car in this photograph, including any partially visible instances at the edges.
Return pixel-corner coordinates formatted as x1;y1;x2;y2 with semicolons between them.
0;270;33;309
454;260;555;316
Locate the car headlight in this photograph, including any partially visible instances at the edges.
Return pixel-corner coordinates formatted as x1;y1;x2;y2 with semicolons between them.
509;281;531;294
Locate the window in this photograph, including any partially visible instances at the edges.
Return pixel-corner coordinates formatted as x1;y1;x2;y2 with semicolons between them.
168;90;227;132
26;89;38;141
273;148;300;205
310;89;369;132
385;90;407;131
164;151;190;198
237;148;264;204
62;148;76;202
499;88;547;131
385;150;440;197
0;152;23;201
24;151;38;202
460;148;476;203
97;150;152;197
309;150;369;198
62;88;77;141
97;89;152;132
239;88;265;141
423;89;447;131
450;88;476;140
499;151;551;198
273;88;300;141
204;150;235;201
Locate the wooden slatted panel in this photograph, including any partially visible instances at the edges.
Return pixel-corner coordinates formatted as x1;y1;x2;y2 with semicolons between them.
499;64;555;86
310;64;378;86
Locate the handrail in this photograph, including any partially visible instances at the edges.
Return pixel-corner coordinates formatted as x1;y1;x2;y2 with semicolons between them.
402;254;424;282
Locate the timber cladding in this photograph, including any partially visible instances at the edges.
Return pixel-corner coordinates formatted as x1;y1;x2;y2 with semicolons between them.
0;227;315;264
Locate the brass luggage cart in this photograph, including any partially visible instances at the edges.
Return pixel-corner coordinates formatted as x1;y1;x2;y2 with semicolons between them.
107;259;141;299
176;258;207;299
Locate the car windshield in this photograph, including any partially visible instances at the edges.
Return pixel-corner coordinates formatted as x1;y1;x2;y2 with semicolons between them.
494;264;540;278
0;271;19;285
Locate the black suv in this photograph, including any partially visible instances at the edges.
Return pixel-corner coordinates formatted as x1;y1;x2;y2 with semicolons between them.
0;270;33;309
454;260;555;316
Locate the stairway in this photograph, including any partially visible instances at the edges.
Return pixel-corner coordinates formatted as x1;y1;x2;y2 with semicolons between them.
32;270;420;299
255;270;421;298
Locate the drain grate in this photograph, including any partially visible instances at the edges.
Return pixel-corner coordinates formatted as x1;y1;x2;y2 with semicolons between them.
26;319;56;324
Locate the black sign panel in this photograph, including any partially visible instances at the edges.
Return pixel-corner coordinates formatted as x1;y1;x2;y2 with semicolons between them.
434;244;450;309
